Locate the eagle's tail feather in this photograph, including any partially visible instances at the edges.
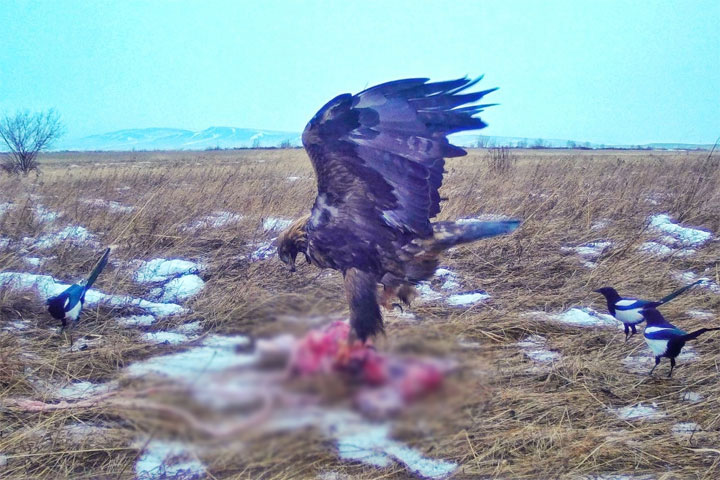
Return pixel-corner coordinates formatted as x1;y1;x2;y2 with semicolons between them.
429;219;520;250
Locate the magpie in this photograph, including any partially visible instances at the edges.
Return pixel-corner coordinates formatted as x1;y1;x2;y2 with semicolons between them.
47;248;110;340
594;280;702;341
641;307;720;377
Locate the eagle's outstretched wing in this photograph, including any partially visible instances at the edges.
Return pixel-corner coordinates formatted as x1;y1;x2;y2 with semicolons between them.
302;77;495;272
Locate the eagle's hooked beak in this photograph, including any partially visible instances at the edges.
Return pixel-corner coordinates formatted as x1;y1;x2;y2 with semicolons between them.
288;252;297;272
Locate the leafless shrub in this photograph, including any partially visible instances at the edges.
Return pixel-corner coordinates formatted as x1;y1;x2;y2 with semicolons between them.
0;109;64;174
486;146;514;174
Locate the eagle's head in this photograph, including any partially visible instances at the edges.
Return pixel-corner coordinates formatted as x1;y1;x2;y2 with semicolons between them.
277;215;311;272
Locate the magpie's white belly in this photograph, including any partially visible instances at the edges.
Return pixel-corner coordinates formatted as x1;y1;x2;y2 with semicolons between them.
65;301;82;322
645;338;668;356
615;308;644;325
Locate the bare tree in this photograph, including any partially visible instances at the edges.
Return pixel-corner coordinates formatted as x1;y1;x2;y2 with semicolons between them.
0;109;64;174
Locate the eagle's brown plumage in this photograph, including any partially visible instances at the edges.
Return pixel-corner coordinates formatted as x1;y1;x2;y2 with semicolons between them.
277;77;520;342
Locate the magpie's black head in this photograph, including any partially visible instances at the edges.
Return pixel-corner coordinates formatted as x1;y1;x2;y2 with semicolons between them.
46;295;67;321
593;287;620;301
641;307;667;326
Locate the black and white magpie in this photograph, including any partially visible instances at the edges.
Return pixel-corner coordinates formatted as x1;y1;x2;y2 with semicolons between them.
594;280;702;341
641;307;719;377
47;248;110;334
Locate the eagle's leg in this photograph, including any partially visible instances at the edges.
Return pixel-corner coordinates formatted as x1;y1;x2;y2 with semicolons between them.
397;284;418;307
379;285;402;312
344;268;384;344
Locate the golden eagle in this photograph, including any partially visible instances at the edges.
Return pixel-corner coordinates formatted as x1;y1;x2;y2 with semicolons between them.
278;77;520;342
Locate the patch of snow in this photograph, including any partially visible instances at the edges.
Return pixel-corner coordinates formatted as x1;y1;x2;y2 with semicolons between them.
135;440;206;480
134;258;201;283
22;257;45;267
622;345;698;374
34;205;60;222
457;338;481;349
263;217;293;232
83;198;133;213
434;268;460;290
590;219;609;230
446;290;490;306
287;176;300;182
0;202;14;215
0;272;185;317
614;403;665;421
154;274;205;302
681;391;703;403
517;335;561;364
672;422;699;435
250;239;276;261
127;334;253;378
687;310;713;320
0;237;10;250
269;408;457;479
533;307;619;328
416;282;443;301
117;314;156;327
640;242;674;256
56;381;112;400
142;331;190;345
562;241;611;259
649;214;712;246
3;319;30;332
30;225;95;249
187;211;242;230
176;321;202;334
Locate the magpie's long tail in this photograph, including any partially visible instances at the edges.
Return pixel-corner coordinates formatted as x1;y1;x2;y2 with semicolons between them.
680;327;720;342
658;280;703;305
429;219;521;250
84;247;111;290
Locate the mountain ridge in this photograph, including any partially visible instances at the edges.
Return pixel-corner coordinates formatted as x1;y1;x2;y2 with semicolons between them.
53;127;714;152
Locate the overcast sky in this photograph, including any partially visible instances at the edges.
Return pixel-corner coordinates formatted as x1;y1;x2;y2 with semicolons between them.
1;0;718;144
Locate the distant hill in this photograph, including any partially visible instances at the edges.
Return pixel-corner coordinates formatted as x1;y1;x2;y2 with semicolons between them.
56;127;301;151
53;127;713;152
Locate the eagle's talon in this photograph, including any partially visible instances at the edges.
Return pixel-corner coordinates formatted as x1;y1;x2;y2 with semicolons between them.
392;303;403;313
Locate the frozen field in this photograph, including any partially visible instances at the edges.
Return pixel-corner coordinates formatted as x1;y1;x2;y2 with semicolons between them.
1;148;719;479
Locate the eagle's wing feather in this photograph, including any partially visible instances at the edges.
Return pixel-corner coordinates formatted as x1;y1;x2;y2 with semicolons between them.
303;77;495;248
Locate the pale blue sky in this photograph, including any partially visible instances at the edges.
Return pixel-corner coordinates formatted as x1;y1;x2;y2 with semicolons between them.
1;1;718;144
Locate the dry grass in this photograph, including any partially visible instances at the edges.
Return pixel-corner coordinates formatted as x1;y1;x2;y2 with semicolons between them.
1;148;719;479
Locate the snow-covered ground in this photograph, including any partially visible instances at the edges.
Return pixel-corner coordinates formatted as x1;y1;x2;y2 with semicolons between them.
263;217;293;232
28;225;96;249
186;211;242;230
528;307;619;328
517;335;561;365
0;272;186;317
613;403;665;421
127;334;254;377
134;258;202;283
562;241;611;268
250;239;276;261
82;198;134;213
648;214;712;247
622;345;698;374
447;290;490;306
135;440;206;480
